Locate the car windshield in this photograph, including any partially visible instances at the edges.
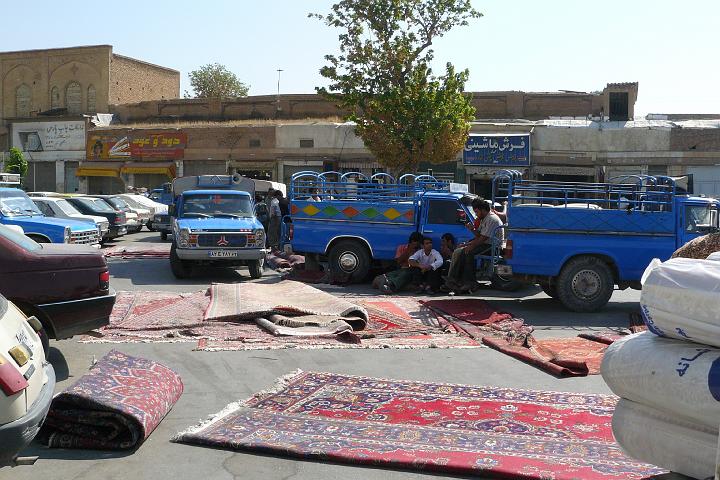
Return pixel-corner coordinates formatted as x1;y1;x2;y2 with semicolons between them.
107;197;130;210
76;197;115;213
55;199;81;215
0;191;43;216
0;224;41;251
686;205;719;233
121;196;142;208
181;194;253;218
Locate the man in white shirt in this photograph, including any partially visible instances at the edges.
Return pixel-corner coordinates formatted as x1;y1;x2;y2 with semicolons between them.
267;191;282;249
408;237;444;293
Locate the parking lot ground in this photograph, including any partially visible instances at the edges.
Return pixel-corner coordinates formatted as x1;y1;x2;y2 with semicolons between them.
9;231;686;479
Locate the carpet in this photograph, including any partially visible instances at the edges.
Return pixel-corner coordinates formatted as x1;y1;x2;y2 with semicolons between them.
205;281;368;328
421;299;514;325
255;314;356;338
103;243;171;259
173;370;664;479
38;350;183;450
483;336;610;377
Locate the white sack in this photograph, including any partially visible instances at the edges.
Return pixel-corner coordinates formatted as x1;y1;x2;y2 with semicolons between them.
602;332;720;429
640;257;720;347
613;398;717;480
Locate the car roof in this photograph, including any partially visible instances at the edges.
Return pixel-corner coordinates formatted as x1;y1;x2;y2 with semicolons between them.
184;189;252;197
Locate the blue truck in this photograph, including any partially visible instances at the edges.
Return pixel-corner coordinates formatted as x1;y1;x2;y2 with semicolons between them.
169;175;267;278
0;174;100;245
288;171;719;312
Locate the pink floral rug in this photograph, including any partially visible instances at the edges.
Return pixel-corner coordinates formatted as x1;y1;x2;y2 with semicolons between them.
103;243;171;259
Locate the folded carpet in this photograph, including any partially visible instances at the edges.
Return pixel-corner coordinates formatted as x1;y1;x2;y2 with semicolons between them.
173;370;664;479
38;350;183;449
421;299;514;325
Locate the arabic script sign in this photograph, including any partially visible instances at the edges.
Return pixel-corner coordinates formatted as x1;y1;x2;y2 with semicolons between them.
87;131;187;160
463;134;530;166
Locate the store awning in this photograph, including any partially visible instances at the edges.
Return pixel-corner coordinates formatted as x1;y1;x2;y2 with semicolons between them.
120;162;176;178
76;162;121;178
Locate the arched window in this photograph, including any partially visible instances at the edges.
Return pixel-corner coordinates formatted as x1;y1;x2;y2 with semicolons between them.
65;81;81;114
15;84;31;117
50;86;60;109
87;84;96;112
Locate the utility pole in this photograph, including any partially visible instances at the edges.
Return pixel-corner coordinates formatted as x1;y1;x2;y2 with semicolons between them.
276;69;283;116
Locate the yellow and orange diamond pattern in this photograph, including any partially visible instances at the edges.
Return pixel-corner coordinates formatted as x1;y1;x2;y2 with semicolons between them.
291;202;413;221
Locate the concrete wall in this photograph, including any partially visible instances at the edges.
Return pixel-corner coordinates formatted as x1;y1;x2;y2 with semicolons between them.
275;123;366;151
533;124;671;153
109;54;179;104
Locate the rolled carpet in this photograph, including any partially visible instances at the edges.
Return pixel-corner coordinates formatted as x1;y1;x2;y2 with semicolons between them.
38;350;183;449
601;331;720;429
612;398;717;480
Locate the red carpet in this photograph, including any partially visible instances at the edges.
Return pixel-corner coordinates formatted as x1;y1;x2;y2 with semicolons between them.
483;336;609;376
174;371;664;479
422;299;513;324
39;350;183;449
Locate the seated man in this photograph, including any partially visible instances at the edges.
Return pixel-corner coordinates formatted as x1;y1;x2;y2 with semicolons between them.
444;198;504;292
375;232;422;294
408;237;444;294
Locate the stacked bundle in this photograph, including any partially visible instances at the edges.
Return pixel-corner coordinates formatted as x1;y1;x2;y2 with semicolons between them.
602;254;720;479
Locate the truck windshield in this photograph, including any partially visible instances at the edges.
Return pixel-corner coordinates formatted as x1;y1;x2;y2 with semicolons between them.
0;191;42;216
0;224;41;251
182;194;253;218
685;205;719;233
55;199;81;215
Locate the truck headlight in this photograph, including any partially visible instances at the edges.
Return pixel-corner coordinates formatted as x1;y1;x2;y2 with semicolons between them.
177;228;190;248
64;227;71;243
254;229;265;247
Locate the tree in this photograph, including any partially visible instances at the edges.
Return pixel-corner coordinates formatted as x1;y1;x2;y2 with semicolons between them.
185;63;250;99
312;0;481;175
5;147;27;177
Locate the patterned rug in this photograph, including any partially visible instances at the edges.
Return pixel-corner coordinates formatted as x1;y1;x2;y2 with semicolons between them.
38;350;183;450
483;336;610;377
103;243;171;259
421;299;514;325
173;370;664;479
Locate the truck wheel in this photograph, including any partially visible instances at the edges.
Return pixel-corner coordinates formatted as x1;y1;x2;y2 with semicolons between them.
248;259;264;279
490;272;522;292
556;257;614;312
170;243;192;279
161;232;168;241
329;240;371;283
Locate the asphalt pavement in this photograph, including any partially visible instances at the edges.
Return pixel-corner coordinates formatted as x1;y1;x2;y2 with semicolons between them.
7;231;685;480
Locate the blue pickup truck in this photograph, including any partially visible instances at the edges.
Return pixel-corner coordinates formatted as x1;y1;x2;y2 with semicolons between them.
0;180;100;245
487;170;719;311
169;175;267;278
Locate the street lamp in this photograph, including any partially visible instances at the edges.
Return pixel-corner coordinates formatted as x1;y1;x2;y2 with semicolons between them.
276;69;283;113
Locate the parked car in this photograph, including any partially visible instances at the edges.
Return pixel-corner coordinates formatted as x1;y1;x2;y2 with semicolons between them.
0;188;100;245
119;194;165;230
89;195;144;233
27;191;63;198
32;197;109;242
0;292;55;467
0;224;115;351
65;196;127;240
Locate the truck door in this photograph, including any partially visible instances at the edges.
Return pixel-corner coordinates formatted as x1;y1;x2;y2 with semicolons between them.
679;202;719;248
420;199;475;248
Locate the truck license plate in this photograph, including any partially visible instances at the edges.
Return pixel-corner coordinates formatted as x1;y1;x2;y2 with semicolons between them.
208;250;239;258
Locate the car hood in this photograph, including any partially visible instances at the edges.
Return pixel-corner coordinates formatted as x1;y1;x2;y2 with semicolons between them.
4;215;97;232
177;217;263;231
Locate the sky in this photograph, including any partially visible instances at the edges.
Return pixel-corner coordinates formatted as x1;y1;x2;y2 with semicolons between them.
2;0;718;116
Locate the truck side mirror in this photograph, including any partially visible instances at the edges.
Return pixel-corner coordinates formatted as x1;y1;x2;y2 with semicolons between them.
456;209;467;224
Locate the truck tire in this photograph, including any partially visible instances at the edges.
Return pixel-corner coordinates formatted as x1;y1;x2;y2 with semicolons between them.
328;240;371;283
490;272;523;292
170;243;192;279
248;259;264;279
161;232;168;241
556;256;614;312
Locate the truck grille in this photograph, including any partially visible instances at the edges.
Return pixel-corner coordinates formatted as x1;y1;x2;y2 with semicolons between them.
198;234;247;248
70;230;100;245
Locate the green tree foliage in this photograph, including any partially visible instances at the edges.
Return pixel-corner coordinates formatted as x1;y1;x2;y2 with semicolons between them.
312;0;481;175
5;147;27;177
185;63;250;99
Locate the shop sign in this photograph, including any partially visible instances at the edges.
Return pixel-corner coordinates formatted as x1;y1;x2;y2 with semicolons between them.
87;131;187;160
463;134;530;166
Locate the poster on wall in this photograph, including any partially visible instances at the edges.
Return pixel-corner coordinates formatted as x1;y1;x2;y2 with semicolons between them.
12;121;86;152
87;131;187;160
463;134;530;166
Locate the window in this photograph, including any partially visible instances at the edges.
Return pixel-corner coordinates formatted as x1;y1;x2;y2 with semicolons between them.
0;225;41;252
249;139;261;148
685;205;719;233
50;86;61;109
299;139;314;148
18;132;43;151
87;85;97;112
609;92;629;121
15;84;31;117
426;199;464;225
36;201;55;216
65;81;82;114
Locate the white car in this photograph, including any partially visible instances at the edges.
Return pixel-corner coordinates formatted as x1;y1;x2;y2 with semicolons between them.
0;293;55;466
90;196;142;233
32;197;110;241
119;194;164;230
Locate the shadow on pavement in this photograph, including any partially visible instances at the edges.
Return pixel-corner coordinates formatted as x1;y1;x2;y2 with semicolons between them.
46;346;70;382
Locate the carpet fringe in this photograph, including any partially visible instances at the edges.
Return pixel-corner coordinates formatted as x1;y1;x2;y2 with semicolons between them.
171;369;305;442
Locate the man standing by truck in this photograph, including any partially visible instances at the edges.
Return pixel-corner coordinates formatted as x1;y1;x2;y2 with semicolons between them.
268;190;282;249
444;199;504;292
